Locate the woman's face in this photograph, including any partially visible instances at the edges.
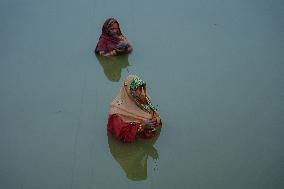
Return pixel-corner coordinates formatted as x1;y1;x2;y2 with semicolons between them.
135;86;147;103
109;22;120;36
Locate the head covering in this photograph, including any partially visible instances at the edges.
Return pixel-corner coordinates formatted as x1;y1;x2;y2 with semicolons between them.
95;18;130;54
101;18;122;43
109;75;158;123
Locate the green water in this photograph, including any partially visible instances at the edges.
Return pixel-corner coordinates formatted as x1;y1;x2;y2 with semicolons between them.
1;0;284;188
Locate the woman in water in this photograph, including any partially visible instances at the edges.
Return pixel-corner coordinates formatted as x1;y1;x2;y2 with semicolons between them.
107;75;161;143
95;18;133;56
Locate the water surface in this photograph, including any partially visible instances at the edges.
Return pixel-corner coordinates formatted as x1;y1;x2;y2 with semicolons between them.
0;0;284;188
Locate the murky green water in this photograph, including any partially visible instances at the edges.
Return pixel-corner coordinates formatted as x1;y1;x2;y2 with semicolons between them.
1;0;284;188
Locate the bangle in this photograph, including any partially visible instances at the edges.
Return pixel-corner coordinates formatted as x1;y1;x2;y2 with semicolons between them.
137;124;144;133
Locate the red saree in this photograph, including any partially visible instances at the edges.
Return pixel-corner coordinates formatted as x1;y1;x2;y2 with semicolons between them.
107;75;161;143
107;114;157;143
95;18;132;55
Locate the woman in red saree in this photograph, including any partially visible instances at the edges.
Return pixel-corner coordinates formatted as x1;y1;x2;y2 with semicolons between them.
95;18;133;56
107;75;161;143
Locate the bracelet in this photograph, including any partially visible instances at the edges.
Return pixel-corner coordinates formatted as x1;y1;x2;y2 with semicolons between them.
137;123;144;133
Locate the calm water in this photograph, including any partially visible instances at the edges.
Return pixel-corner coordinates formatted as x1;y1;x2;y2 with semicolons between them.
1;0;284;188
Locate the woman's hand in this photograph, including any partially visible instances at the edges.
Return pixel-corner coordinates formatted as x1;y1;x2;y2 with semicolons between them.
99;51;105;55
143;116;159;128
110;50;117;55
127;46;133;52
143;119;157;127
104;50;117;56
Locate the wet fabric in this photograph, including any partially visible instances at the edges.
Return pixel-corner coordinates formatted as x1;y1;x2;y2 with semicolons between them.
107;114;157;143
95;18;132;55
107;75;161;143
109;75;159;123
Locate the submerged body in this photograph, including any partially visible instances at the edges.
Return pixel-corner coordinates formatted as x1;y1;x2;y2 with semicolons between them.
95;18;132;56
107;75;161;143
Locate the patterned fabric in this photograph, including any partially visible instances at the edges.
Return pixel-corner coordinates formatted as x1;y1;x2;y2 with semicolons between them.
109;75;160;123
130;77;157;113
107;75;161;143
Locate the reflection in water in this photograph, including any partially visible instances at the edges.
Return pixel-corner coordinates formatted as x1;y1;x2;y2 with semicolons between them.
96;54;130;82
108;127;161;181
